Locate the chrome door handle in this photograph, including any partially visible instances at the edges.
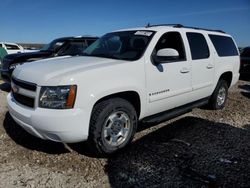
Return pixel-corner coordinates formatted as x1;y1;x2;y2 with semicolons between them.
180;68;190;73
206;64;214;69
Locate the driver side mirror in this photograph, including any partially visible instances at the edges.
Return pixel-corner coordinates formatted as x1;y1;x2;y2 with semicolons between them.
153;48;179;65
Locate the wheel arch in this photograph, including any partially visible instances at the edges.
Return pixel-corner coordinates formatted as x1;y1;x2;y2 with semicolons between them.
92;90;142;118
218;71;233;87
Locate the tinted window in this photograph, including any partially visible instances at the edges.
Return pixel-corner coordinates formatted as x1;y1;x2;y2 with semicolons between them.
57;41;88;56
187;32;209;60
0;44;2;48
87;39;96;46
154;32;186;61
209;35;238;57
5;44;20;50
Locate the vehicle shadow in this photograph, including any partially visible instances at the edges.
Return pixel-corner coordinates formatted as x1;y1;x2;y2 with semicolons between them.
3;112;69;154
0;82;11;92
105;116;250;188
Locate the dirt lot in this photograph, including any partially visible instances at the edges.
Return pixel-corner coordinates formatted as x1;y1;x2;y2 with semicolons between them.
0;80;250;188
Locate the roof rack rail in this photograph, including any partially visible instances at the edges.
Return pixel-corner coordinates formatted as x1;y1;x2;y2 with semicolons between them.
145;23;225;33
179;25;225;33
145;23;183;28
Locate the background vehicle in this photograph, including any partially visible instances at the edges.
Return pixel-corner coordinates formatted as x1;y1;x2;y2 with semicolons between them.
240;46;250;77
0;42;24;54
0;47;8;79
7;25;240;155
0;36;98;83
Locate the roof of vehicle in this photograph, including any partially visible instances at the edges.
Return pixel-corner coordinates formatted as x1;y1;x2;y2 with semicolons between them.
116;24;230;36
54;36;99;41
0;42;20;45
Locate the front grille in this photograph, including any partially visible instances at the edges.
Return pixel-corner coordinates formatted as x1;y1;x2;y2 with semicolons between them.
12;92;35;108
12;77;37;91
11;77;37;108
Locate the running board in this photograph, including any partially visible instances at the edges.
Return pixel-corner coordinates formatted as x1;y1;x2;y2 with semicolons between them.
141;97;209;124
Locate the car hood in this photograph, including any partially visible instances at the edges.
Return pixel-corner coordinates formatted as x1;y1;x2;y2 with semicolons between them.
13;56;124;85
4;51;52;63
6;51;52;60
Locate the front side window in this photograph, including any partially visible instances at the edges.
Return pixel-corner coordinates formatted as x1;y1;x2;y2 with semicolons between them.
83;30;155;61
209;35;238;57
153;31;186;61
187;32;210;60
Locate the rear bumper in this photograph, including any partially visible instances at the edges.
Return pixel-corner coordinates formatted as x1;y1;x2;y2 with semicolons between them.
7;93;90;143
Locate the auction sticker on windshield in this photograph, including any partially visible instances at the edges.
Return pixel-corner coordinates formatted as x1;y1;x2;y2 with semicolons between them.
134;31;153;36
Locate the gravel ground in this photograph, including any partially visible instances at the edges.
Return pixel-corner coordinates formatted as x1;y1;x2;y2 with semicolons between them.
0;79;250;188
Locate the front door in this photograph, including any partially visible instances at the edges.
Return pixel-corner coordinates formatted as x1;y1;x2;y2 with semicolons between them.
145;31;192;116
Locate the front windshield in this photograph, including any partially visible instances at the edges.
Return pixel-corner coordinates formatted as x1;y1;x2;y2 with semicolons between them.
40;39;66;52
83;30;155;61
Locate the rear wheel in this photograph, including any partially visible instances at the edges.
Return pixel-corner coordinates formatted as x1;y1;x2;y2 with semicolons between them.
88;98;138;155
209;80;228;110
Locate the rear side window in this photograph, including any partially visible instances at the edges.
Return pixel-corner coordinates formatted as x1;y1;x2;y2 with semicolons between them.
187;32;210;60
5;44;20;50
209;35;238;57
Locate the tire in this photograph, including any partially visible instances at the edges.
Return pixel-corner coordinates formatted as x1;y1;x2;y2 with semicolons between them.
88;98;138;155
209;80;228;110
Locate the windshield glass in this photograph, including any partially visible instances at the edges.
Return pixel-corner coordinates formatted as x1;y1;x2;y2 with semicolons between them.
57;41;88;56
83;30;155;61
40;39;66;52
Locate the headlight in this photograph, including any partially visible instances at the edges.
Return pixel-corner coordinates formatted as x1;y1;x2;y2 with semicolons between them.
9;63;22;70
39;85;77;109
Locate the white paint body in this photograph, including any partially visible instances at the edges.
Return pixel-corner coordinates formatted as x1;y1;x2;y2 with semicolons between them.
7;26;240;143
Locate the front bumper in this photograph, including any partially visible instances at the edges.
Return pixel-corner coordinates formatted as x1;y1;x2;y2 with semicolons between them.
7;93;89;143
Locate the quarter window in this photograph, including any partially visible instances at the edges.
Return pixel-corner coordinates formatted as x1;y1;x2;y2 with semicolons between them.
209;35;238;57
187;32;210;60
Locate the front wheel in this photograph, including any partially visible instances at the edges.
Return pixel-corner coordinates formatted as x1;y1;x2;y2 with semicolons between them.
88;98;138;155
209;80;228;110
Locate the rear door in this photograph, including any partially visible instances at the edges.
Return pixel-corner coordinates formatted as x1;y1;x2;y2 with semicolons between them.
186;32;215;98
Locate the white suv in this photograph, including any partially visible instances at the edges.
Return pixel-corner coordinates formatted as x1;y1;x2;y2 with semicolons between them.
7;24;240;155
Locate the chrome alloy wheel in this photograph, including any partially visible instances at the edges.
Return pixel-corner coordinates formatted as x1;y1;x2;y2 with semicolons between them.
102;111;131;147
217;87;226;106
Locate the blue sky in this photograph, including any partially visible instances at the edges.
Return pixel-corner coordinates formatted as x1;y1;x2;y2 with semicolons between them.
0;0;249;47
